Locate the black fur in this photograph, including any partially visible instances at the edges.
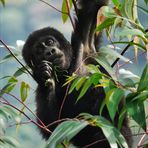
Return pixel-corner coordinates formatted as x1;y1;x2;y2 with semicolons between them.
22;0;132;147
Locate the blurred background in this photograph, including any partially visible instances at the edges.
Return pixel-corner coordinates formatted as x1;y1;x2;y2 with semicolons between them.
0;0;147;147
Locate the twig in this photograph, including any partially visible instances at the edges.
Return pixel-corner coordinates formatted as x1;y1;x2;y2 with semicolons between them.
119;51;146;68
65;0;75;29
46;118;77;128
39;0;68;14
8;120;32;128
83;138;107;148
111;28;148;68
0;39;33;77
137;127;148;148
0;99;52;134
0;90;45;127
58;84;70;119
39;0;75;29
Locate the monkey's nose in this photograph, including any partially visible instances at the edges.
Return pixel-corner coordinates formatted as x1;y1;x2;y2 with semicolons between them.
51;48;56;54
45;48;56;56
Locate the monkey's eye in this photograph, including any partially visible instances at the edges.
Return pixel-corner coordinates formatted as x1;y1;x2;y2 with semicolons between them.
45;39;55;46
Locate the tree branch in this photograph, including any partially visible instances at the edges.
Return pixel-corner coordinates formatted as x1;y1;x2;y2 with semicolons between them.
0;39;33;77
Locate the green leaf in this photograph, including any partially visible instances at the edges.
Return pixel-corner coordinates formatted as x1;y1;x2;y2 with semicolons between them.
132;91;148;102
20;82;30;102
132;0;138;21
90;73;102;85
138;62;148;92
96;18;115;32
105;88;124;121
82;113;128;148
118;107;127;129
120;0;127;18
0;83;17;96
112;0;120;7
127;101;146;130
99;46;130;63
64;73;77;86
0;0;5;7
0;76;11;81
61;0;72;23
137;5;148;14
120;0;138;21
0;77;18;96
0;53;19;64
68;77;86;94
77;78;92;101
1;136;20;148
102;6;116;18
75;77;87;91
145;0;148;5
8;77;18;83
116;28;145;39
0;118;6;136
0;106;17;121
46;120;88;147
86;64;100;74
13;67;28;77
95;56;117;81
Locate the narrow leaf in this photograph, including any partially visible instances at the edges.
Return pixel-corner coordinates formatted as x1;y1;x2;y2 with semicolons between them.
100;47;130;63
0;0;5;7
77;78;92;101
46;120;88;147
127;101;146;130
95;56;117;81
116;28;145;39
2;136;20;148
118;107;127;129
0;53;19;64
14;67;28;77
20;82;30;102
96;18;115;32
112;0;120;7
0;83;16;96
61;0;72;23
105;88;124;120
82;114;128;148
137;5;148;14
145;0;148;5
138;62;148;92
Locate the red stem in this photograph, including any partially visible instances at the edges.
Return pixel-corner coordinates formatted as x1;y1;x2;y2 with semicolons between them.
0;91;45;127
65;0;75;30
39;0;68;14
0;99;52;134
137;127;148;148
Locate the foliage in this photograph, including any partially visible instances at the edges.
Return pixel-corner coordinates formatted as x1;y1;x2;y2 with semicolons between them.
0;0;5;7
0;106;20;148
0;0;148;147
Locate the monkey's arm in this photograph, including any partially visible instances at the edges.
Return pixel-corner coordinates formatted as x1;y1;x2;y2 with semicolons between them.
34;61;59;139
70;0;108;72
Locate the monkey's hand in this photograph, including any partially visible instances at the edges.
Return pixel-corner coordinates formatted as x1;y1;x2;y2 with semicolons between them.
33;61;54;87
47;50;68;70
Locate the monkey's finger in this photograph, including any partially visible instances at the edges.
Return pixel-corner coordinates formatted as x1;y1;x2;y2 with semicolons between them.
38;62;52;71
42;71;52;78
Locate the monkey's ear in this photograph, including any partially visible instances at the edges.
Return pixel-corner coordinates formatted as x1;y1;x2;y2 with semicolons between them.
22;44;34;69
22;32;37;69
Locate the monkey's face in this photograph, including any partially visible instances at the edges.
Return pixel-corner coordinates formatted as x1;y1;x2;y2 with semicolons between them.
32;35;70;70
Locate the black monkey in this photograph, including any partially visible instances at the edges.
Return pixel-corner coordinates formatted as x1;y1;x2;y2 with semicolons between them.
22;0;132;147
